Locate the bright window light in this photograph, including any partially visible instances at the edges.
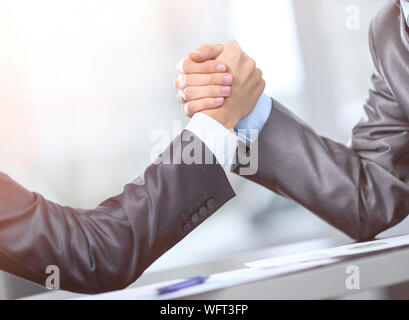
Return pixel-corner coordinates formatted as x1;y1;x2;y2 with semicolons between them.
229;0;305;97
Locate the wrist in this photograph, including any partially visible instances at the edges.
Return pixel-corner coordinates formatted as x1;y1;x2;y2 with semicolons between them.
201;109;240;130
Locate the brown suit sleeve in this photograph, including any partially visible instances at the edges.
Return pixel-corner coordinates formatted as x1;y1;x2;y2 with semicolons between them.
233;22;409;241
0;130;235;293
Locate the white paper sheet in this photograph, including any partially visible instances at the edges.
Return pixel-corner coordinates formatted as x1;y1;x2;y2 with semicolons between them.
245;234;409;269
76;234;409;300
76;258;337;300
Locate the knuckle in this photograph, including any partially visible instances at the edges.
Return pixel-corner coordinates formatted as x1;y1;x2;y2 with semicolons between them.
184;102;191;115
177;93;185;105
258;79;266;92
183;87;193;100
246;58;256;70
178;74;187;88
226;39;239;49
177;58;186;73
181;58;193;74
255;68;262;79
224;40;235;49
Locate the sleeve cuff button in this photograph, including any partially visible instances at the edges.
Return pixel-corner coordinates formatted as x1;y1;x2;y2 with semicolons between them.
206;198;216;209
191;213;199;223
198;206;207;217
183;222;192;232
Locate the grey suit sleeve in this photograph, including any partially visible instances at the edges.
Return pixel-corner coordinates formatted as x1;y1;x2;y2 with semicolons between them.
0;130;235;293
233;24;409;241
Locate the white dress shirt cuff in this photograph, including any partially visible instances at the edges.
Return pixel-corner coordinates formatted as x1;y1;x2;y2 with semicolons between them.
185;113;239;168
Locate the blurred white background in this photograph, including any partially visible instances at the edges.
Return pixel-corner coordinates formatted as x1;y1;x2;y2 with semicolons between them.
1;0;407;299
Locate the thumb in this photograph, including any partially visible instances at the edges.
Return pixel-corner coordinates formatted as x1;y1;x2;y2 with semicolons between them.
189;43;224;62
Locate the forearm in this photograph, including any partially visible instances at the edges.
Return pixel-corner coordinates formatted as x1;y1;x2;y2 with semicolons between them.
234;98;409;241
0;131;235;293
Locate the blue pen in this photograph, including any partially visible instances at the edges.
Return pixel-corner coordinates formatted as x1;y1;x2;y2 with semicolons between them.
157;276;208;295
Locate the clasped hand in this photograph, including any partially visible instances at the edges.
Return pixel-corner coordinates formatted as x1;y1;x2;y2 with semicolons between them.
174;40;265;129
